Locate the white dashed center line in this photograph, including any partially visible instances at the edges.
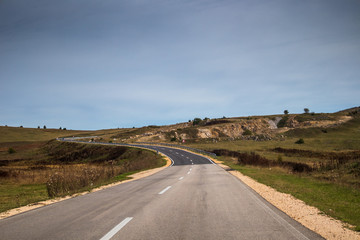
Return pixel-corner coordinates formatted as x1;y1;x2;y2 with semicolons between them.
179;177;184;180
158;186;172;195
100;217;133;240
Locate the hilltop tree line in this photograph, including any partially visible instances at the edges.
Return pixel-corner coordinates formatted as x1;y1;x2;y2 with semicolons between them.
3;125;68;130
283;108;312;115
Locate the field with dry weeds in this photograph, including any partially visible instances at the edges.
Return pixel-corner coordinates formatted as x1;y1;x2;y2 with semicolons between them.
0;139;165;212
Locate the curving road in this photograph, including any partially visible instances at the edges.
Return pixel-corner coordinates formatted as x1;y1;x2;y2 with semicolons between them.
0;145;324;240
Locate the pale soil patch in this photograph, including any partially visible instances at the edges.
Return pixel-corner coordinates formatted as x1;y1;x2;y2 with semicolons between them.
0;153;171;220
214;160;360;240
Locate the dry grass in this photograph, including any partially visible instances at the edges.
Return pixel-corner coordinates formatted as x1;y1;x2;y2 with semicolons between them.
0;140;166;211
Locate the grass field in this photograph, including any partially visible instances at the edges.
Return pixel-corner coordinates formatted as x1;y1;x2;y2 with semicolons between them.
219;157;360;231
0;128;166;213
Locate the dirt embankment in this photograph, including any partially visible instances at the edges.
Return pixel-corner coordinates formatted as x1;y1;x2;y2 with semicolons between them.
120;115;353;143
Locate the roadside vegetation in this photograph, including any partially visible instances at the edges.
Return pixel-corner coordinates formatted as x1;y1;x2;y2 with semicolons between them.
185;110;360;231
0;136;165;213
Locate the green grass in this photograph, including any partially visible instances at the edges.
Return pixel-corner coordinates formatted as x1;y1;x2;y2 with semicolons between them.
0;126;89;143
0;183;49;213
220;157;360;231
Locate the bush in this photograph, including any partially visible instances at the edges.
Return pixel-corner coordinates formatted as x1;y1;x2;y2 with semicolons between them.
193;118;202;126
295;138;305;144
8;148;16;154
170;137;177;142
277;116;288;128
242;129;252;136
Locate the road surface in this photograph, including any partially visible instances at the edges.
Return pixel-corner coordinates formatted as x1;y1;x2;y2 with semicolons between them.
0;145;324;239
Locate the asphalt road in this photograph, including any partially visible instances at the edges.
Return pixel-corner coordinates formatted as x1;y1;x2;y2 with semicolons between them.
0;145;324;240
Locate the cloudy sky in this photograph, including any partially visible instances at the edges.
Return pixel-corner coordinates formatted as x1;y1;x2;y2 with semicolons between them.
1;0;359;130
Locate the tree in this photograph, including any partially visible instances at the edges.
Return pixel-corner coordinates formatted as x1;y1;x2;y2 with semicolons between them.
43;125;47;129
284;110;289;115
304;108;309;114
59;127;62;130
37;126;40;129
193;118;202;126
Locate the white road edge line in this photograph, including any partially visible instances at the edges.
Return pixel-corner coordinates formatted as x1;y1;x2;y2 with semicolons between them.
158;186;172;194
100;217;133;240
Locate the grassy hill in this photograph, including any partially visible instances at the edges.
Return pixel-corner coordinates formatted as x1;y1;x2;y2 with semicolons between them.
0;127;165;214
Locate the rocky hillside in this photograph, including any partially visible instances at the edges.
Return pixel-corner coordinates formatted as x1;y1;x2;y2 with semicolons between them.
109;107;359;143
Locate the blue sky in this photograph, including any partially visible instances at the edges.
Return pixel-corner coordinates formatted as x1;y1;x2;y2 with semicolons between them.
1;0;360;130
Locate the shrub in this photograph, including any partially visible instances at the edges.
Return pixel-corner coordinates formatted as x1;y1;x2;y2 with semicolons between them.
170;137;177;142
193;118;202;126
304;108;309;114
284;110;289;115
277;116;288;128
295;138;305;144
8;148;16;154
242;129;252;136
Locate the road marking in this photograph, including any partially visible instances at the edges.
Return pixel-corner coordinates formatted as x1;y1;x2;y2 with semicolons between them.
159;186;172;194
187;171;191;175
100;217;133;240
192;162;194;165
179;177;184;180
181;154;184;157
175;152;179;154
